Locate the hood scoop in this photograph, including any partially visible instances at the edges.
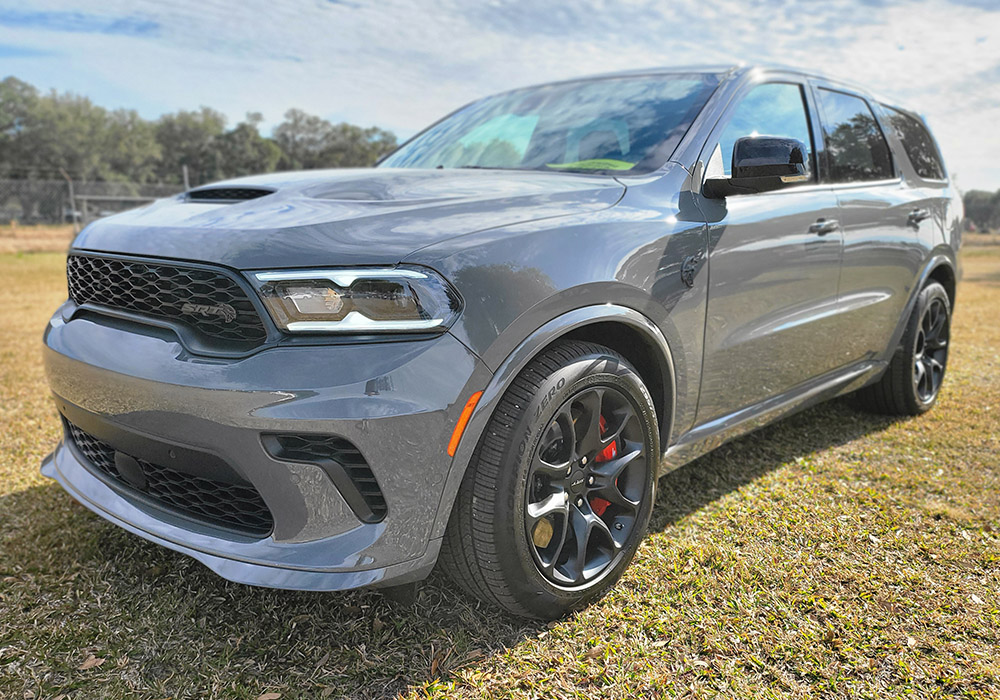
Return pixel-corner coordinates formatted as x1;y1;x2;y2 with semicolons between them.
186;186;274;203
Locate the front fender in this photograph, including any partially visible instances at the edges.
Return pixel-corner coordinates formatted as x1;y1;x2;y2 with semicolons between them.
431;304;676;540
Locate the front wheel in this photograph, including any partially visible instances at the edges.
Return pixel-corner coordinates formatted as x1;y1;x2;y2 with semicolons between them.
856;281;951;415
439;341;659;619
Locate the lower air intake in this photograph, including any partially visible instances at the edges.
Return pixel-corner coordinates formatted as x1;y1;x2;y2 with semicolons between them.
67;422;273;537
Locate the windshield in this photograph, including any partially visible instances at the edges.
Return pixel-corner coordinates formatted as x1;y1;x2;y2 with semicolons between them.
379;74;720;175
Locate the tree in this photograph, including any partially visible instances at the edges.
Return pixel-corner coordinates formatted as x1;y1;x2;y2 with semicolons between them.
0;77;39;177
273;108;334;170
963;189;1000;232
103;109;161;184
274;108;397;170
0;75;399;189
319;122;397;168
154;107;227;186
210;115;282;180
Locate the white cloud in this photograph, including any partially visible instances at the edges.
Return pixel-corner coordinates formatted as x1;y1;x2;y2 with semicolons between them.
1;0;999;187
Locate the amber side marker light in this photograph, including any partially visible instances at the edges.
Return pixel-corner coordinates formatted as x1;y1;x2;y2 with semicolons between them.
447;391;484;457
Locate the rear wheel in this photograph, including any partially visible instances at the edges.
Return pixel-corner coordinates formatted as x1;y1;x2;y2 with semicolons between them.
856;281;950;415
439;341;659;619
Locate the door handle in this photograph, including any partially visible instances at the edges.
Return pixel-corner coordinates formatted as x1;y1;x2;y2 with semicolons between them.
908;208;931;227
808;218;839;235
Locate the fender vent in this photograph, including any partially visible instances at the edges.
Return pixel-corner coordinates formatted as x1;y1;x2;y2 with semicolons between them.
262;434;387;523
187;187;273;202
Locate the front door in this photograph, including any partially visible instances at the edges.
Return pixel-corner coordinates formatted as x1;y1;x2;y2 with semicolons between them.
694;80;844;425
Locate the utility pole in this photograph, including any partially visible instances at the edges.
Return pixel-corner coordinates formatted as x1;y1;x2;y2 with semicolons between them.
182;165;191;191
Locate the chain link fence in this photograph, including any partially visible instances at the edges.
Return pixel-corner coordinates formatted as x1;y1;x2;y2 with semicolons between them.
0;179;183;226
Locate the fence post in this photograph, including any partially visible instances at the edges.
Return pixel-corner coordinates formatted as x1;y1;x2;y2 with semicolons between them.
59;168;80;233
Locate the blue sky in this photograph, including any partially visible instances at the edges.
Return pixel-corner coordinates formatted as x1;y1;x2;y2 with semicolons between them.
2;0;999;189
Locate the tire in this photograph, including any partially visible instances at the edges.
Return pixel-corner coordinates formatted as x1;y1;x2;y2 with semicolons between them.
856;281;951;416
439;340;660;619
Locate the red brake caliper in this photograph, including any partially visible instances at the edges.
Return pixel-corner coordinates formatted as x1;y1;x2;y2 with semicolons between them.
590;416;615;517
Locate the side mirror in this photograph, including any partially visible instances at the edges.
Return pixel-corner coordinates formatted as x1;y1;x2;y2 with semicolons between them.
704;136;810;198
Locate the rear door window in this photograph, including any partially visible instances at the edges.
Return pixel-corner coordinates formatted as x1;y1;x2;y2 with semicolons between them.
816;89;894;183
883;107;945;180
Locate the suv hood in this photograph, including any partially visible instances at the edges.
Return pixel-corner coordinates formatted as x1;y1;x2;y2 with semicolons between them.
73;168;626;269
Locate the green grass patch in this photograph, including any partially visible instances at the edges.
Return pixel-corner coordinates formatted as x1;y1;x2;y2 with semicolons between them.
1;250;998;698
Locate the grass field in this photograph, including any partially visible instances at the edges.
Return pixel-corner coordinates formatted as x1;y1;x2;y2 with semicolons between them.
0;224;76;255
1;248;998;699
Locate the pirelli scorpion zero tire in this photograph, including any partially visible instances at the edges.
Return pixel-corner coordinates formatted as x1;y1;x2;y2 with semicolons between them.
439;340;659;619
857;281;951;416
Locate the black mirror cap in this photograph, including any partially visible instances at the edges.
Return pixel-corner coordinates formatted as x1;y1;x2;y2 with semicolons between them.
704;136;810;199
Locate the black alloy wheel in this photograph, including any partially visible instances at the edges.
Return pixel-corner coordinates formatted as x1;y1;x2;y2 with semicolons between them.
525;386;648;586
439;340;659;619
913;295;949;403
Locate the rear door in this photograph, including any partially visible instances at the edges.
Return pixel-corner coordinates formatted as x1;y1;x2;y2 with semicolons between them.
879;104;951;247
812;86;932;365
694;79;844;425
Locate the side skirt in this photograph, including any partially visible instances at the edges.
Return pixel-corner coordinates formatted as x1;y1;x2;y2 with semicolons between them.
660;359;885;475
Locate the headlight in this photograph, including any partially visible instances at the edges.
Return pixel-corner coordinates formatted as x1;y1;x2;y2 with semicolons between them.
250;266;462;333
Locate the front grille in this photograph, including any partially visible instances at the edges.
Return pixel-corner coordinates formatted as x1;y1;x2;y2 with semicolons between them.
67;255;268;350
67;422;273;537
264;434;388;523
187;187;273;202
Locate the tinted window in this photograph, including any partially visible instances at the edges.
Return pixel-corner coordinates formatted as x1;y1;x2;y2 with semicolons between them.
884;107;945;180
718;83;814;180
817;89;894;183
380;74;720;175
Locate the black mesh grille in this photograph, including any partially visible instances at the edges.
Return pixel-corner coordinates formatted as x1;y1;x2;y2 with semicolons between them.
187;187;272;202
267;434;387;522
67;422;273;537
67;255;268;349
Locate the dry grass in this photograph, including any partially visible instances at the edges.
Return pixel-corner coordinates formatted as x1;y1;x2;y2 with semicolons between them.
0;249;998;699
965;232;1000;247
0;224;76;254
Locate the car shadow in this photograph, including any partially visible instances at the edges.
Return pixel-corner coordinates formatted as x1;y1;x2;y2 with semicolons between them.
649;397;900;533
1;397;901;698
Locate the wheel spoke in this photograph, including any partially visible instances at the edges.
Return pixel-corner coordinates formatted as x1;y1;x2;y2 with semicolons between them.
527;491;569;524
928;307;946;339
928;357;944;384
573;390;604;457
594;481;641;513
591;443;641;481
531;451;572;477
566;503;591;582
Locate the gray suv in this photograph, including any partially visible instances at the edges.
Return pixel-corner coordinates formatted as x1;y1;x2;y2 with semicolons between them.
42;65;961;619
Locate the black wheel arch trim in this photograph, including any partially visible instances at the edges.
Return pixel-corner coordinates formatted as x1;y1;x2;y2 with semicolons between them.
430;304;676;540
885;251;957;359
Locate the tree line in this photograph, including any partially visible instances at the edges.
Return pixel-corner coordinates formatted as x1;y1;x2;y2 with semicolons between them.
0;76;398;187
963;190;1000;233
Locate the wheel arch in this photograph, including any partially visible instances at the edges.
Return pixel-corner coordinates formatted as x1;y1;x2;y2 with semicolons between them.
429;305;676;540
880;251;957;362
926;258;957;310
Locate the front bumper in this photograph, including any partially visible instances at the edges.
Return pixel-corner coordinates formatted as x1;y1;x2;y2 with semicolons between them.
41;303;491;590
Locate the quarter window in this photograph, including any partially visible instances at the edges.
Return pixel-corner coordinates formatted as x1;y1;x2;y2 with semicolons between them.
718;83;814;180
883;107;945;180
817;89;894;183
